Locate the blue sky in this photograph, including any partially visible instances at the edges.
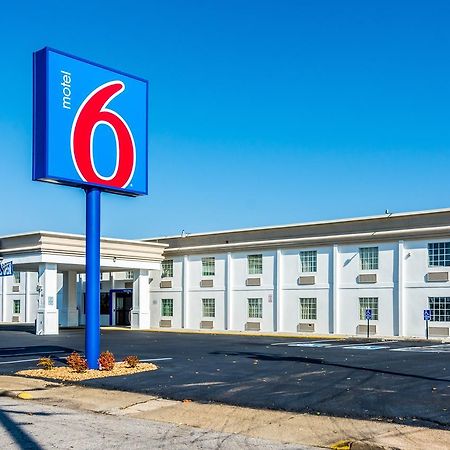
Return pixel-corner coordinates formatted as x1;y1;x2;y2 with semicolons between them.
0;0;449;239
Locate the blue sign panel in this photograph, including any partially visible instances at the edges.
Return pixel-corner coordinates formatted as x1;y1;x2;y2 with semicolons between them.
0;261;13;277
424;309;431;321
33;48;148;196
365;308;372;320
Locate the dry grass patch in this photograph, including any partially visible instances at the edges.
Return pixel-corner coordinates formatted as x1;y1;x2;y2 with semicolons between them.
16;362;158;382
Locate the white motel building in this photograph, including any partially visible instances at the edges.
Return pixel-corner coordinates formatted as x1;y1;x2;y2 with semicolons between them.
1;208;450;339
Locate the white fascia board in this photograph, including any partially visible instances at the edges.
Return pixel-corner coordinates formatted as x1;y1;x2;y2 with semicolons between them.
142;207;450;241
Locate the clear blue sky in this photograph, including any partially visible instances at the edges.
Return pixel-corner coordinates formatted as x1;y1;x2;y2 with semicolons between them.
0;0;449;239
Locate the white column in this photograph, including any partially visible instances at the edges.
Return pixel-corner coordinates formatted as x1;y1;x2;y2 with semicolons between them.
182;256;189;329
25;272;32;323
0;277;6;322
225;252;232;330
131;269;150;329
274;249;282;332
332;244;339;334
397;240;405;337
36;263;59;335
62;271;78;327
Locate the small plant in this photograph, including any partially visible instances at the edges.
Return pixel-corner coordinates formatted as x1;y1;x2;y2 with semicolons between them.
67;351;88;373
123;355;140;368
37;356;55;370
98;351;115;371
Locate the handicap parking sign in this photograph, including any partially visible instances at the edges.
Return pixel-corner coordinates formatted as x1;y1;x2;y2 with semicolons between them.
365;308;372;320
424;309;431;321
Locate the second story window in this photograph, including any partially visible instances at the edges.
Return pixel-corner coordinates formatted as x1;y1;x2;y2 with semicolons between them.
299;251;317;273
359;247;378;270
202;257;215;276
161;260;173;278
428;242;450;267
248;254;263;275
13;272;21;284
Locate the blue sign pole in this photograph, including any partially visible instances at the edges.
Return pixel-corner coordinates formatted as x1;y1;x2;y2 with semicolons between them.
85;187;101;369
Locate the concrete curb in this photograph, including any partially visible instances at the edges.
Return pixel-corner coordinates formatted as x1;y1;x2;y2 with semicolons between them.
100;326;450;342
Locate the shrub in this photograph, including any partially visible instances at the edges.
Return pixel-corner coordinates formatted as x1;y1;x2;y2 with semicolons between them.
37;356;55;370
98;351;115;371
67;352;88;373
123;355;140;368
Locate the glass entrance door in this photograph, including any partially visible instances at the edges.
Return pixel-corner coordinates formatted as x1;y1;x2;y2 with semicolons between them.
115;292;132;326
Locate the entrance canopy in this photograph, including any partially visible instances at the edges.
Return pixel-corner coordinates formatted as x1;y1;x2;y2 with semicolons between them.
0;231;167;273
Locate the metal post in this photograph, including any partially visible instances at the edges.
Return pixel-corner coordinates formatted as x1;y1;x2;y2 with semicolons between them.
367;318;370;339
85;188;101;369
426;320;429;340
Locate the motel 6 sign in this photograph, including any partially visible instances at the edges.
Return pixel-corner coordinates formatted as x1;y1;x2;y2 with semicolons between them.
33;47;148;196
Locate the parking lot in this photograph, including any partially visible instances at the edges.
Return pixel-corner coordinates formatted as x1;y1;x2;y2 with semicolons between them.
0;326;449;429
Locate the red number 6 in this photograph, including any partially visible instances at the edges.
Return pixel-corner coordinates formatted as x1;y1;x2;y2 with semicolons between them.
71;81;136;189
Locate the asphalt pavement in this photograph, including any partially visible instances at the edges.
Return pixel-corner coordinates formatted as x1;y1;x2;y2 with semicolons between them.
0;325;449;429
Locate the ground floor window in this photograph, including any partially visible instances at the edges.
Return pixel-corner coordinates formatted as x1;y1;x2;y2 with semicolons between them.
359;297;378;320
429;297;450;322
161;299;174;317
202;298;215;317
13;299;20;314
248;298;262;319
100;293;110;315
299;298;317;320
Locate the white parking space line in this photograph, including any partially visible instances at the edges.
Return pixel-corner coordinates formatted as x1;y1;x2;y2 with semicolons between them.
140;358;173;362
0;350;67;358
342;345;390;350
0;357;54;365
271;340;339;347
391;344;450;353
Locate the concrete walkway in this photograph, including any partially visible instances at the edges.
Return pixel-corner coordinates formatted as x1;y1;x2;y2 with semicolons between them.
1;375;449;450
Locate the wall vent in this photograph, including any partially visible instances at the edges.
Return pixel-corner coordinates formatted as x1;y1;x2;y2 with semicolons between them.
297;322;315;332
298;276;315;285
245;321;261;331
357;274;377;284
12;286;20;293
159;319;172;328
429;327;450;337
246;278;261;287
11;316;20;323
200;320;214;329
200;279;214;288
160;280;172;288
356;324;377;335
426;272;449;282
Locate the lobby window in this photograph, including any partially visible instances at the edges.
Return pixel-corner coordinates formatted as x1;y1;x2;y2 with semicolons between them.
13;300;20;314
202;257;215;276
248;254;263;275
100;293;110;315
202;298;215;318
359;247;379;270
248;298;263;319
359;297;379;320
13;272;21;284
161;299;173;317
428;242;450;267
161;260;173;278
429;297;450;322
299;251;317;273
299;298;317;320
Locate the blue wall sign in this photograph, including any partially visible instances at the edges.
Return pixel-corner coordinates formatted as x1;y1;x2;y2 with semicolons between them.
0;261;13;277
423;309;431;321
33;47;148;196
365;308;372;320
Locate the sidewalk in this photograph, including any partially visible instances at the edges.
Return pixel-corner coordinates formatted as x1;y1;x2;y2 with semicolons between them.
1;375;449;450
